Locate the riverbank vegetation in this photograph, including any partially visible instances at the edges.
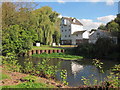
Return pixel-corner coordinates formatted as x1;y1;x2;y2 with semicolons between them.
1;56;119;89
1;55;69;88
32;45;62;50
1;68;56;88
73;38;119;60
32;53;83;60
81;59;120;88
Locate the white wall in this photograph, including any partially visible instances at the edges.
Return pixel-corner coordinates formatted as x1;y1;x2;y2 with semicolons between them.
82;31;89;39
71;33;83;44
71;24;83;34
60;25;71;40
89;30;109;44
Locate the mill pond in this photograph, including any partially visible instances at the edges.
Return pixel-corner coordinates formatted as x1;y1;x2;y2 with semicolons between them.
18;57;119;87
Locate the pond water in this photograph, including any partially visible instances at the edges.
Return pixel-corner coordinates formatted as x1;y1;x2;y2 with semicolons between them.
18;57;119;87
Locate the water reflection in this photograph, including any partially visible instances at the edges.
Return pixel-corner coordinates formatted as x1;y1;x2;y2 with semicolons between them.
71;61;83;77
18;57;119;87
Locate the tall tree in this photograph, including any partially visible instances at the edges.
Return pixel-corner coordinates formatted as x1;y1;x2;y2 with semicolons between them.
2;2;16;29
33;6;60;45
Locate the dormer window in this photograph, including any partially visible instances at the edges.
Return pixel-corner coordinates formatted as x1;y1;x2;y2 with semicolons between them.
64;19;67;25
73;19;76;23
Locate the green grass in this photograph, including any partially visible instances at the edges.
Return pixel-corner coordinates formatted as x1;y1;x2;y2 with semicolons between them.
55;45;77;47
32;45;77;50
1;74;55;88
2;82;55;88
32;53;83;60
0;73;10;80
32;46;62;50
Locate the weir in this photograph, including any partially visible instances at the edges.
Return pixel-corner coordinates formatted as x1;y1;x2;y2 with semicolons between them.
27;49;65;56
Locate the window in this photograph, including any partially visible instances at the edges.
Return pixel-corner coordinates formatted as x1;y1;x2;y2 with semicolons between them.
65;35;67;37
76;34;78;37
69;29;70;31
62;30;63;32
65;30;67;32
64;19;67;25
69;35;70;37
61;26;63;28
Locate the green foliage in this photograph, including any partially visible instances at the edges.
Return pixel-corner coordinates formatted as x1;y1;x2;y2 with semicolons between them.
2;2;61;56
2;55;22;72
75;38;119;59
53;30;61;44
60;70;68;85
22;75;37;82
22;59;35;74
106;21;119;32
32;45;62;50
106;64;120;88
2;25;33;56
106;14;120;45
2;2;16;29
35;59;58;78
1;73;10;80
75;43;95;58
82;59;120;88
32;53;83;60
98;24;106;30
81;59;104;86
92;59;104;73
81;76;91;86
33;6;60;45
2;82;55;88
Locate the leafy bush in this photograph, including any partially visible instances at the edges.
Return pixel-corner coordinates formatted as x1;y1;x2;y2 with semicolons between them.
81;59;120;88
22;59;35;74
60;70;68;85
75;43;95;58
74;38;119;60
2;55;22;72
22;75;37;82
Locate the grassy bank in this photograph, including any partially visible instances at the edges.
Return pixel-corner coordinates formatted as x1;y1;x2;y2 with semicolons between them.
32;53;83;60
32;45;77;50
1;73;10;80
1;71;56;88
32;45;62;50
2;82;55;88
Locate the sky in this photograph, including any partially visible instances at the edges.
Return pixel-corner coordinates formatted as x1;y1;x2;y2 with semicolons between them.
35;1;119;30
1;0;119;30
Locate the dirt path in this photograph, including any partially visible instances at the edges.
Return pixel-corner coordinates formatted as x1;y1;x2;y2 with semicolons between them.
1;66;27;86
0;66;69;88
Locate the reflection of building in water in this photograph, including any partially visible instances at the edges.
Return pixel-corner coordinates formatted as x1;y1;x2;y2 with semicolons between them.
71;61;83;77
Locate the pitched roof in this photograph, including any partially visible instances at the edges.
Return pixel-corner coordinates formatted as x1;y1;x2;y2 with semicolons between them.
89;29;111;36
72;30;86;35
62;17;83;26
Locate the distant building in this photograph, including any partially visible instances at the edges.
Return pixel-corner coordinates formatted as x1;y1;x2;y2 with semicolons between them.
60;17;89;45
89;29;117;44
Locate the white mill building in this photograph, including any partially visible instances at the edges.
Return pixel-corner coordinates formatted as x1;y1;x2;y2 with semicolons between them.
60;17;89;45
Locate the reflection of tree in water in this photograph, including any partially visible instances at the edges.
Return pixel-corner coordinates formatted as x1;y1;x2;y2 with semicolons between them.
71;61;83;77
